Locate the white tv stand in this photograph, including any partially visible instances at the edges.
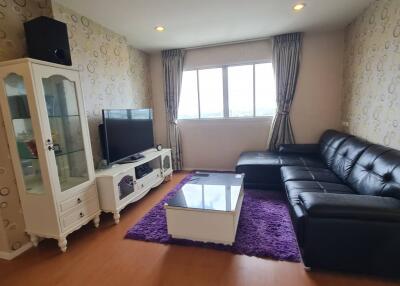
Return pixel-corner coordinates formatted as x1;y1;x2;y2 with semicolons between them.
95;148;172;224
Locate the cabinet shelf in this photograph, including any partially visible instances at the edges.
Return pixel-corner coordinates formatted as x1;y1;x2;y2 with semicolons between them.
55;148;84;157
48;114;80;118
20;156;38;160
19;148;85;160
12;115;80;120
12;117;31;120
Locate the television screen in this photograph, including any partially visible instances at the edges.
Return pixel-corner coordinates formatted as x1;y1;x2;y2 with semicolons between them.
101;109;154;164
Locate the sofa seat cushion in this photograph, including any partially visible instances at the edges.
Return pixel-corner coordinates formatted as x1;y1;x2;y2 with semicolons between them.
284;180;354;205
236;151;325;189
299;192;400;222
278;144;320;155
281;166;342;184
236;151;324;167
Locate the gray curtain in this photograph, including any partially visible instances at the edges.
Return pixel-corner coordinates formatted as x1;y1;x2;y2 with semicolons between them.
268;32;302;152
162;49;185;170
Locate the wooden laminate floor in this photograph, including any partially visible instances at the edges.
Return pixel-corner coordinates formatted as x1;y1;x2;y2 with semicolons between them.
1;172;399;286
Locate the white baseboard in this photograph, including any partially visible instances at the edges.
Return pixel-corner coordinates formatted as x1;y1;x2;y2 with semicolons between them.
0;242;32;260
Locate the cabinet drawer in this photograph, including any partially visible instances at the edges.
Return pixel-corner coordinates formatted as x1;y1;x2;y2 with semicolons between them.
136;169;162;190
61;198;99;230
59;185;97;213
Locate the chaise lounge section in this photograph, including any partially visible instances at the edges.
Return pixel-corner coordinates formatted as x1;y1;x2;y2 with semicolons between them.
236;130;400;278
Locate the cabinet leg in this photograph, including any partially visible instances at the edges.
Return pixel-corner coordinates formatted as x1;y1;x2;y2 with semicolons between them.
164;174;172;182
30;234;39;247
93;215;100;228
58;237;67;253
113;212;120;224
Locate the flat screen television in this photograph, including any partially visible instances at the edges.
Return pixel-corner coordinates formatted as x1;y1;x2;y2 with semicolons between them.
100;109;154;165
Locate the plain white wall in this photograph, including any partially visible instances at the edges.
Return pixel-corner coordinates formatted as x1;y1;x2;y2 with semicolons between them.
178;118;272;171
291;30;344;142
150;31;345;171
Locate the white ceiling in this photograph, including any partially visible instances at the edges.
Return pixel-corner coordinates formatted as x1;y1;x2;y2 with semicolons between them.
57;0;372;52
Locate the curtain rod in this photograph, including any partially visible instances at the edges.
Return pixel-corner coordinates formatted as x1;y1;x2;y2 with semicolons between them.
183;36;272;51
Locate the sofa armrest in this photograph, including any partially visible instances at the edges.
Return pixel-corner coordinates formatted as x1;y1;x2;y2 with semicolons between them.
299;192;400;222
278;144;319;155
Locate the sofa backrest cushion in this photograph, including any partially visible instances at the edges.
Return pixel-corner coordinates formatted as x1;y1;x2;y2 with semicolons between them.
348;145;400;199
319;130;351;168
331;136;371;181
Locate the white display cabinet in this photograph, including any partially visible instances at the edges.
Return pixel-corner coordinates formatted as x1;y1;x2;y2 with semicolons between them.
0;58;100;252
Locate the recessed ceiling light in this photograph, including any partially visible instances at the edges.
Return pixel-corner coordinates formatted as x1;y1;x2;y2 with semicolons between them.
155;26;165;32
293;3;305;11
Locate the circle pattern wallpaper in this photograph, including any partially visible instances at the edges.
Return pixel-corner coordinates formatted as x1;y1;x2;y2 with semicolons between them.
53;3;152;165
343;0;400;150
0;0;52;253
0;0;151;254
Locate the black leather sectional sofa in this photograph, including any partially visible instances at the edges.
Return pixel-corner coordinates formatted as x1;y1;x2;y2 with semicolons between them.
236;130;400;278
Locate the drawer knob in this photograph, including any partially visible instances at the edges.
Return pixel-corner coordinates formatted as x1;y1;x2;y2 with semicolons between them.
77;198;82;204
80;212;84;218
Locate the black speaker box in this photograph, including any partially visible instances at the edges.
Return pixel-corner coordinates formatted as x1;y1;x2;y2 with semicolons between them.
24;16;72;66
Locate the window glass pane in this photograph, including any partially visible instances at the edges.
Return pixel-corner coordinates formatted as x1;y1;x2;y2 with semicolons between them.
255;63;276;116
228;65;254;117
178;71;199;119
198;68;223;118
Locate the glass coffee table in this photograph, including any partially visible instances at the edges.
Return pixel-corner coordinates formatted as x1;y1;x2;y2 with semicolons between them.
164;172;244;245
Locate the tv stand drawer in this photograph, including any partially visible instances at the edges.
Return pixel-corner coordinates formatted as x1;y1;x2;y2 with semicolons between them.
135;168;162;191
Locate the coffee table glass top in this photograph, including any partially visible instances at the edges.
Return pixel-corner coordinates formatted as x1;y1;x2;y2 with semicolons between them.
166;172;244;212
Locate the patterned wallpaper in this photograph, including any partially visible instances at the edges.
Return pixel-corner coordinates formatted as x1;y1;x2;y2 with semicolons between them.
342;0;400;149
0;1;151;256
0;0;52;254
53;3;152;165
128;47;152;108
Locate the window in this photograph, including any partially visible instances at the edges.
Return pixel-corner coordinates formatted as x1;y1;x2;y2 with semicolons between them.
228;65;253;117
199;68;223;118
178;71;198;119
255;63;276;116
178;63;276;119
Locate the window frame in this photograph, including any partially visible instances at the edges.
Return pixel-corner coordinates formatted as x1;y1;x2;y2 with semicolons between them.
179;60;275;120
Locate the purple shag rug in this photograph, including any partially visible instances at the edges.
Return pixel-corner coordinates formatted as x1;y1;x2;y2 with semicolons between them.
125;174;301;262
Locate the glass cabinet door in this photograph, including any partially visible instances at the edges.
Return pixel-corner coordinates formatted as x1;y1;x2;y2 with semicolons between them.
163;155;171;172
41;75;89;192
4;73;45;194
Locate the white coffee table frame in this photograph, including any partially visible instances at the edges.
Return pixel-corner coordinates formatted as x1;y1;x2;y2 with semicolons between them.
164;182;244;245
